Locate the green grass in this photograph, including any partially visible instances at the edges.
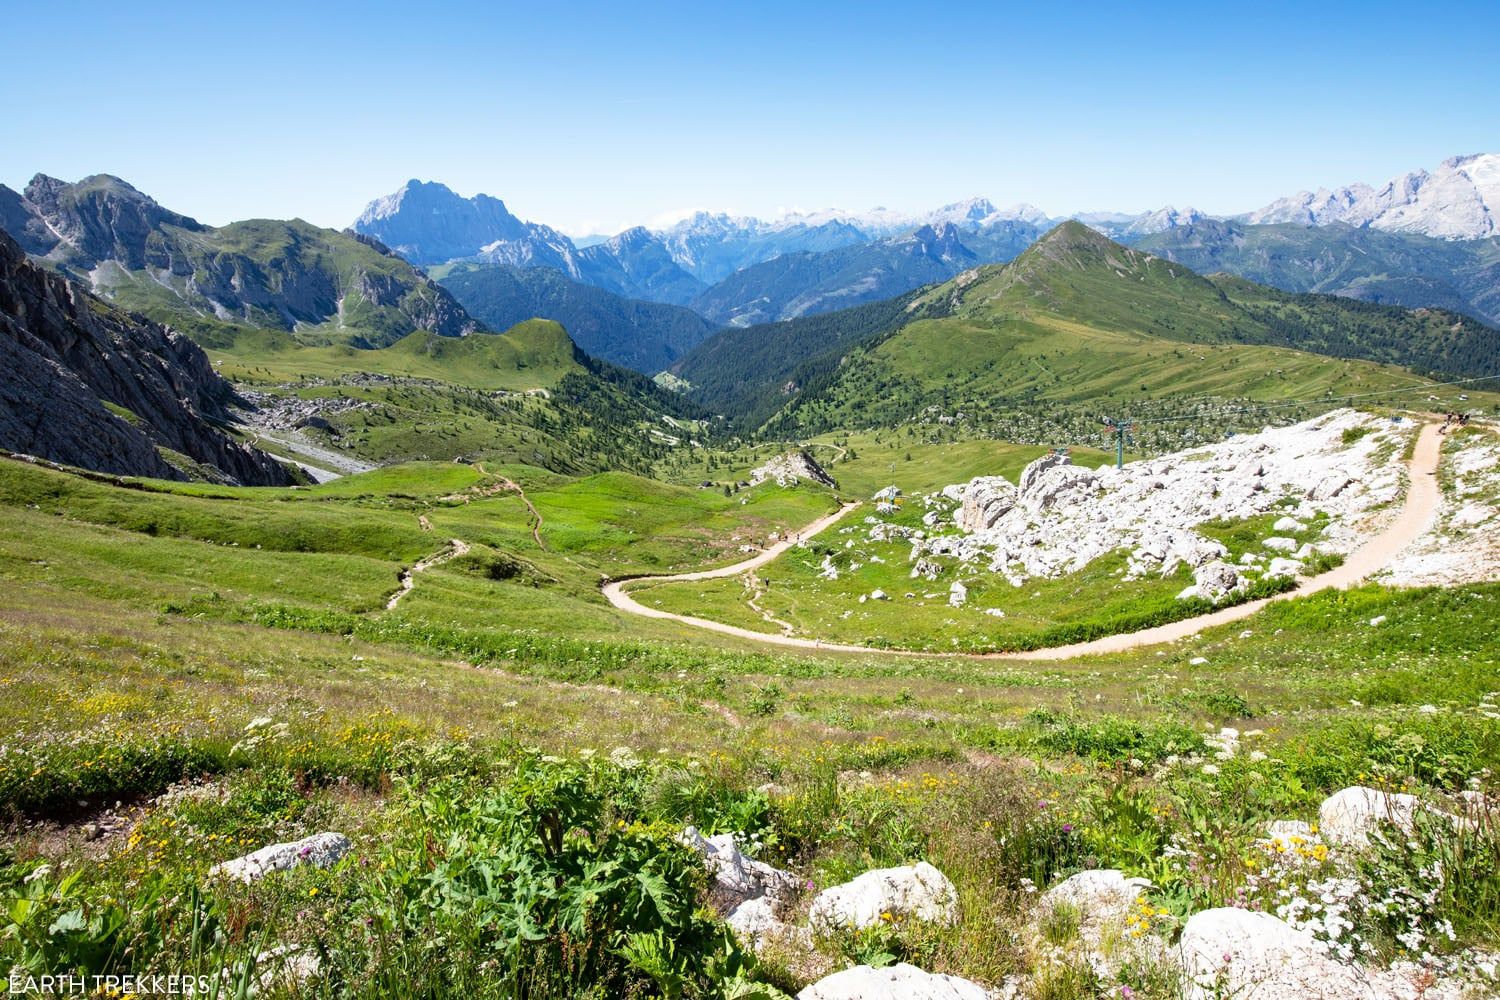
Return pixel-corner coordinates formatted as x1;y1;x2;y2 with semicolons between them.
212;320;580;391
2;425;1499;996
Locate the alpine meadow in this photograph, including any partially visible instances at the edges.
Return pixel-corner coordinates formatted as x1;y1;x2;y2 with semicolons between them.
2;3;1500;999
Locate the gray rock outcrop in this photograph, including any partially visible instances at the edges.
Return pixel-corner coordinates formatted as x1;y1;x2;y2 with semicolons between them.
749;450;837;488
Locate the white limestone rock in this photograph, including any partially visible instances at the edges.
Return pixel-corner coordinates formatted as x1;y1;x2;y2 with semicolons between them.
1193;560;1241;600
682;827;798;915
948;581;968;607
1178;908;1375;1000
957;476;1017;532
929;410;1403;591
208;832;351;883
749;450;837;488
1317;786;1431;849
911;558;942;580
1039;869;1151;940
1273;516;1307;533
797;963;990;1000
808;861;957;932
1019;451;1072;494
1265;557;1303;578
1263;536;1299;552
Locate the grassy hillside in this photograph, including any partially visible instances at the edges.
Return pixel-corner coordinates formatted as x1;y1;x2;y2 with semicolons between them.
674;290;942;429
213;319;581;391
211;319;714;476
437;263;719;374
2;432;1497;997
763;223;1500;447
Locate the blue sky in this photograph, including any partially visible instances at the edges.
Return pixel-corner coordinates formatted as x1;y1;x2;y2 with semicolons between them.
4;0;1497;234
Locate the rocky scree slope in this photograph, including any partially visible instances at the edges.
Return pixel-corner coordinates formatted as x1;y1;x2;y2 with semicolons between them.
916;410;1409;599
0;230;294;485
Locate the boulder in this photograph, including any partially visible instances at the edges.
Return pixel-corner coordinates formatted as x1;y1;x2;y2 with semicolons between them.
1309;475;1355;501
797;963;990;1000
1019;451;1072;494
1273;516;1307;533
948;581;968;607
749;450;837;489
1038;869;1151;940
957;476;1017;532
808;861;957;932
1177;908;1375;1000
208;832;351;883
682;827;797;915
911;558;942;580
723;895;806;950
1022;465;1099;511
1265;557;1303;578
1264;536;1299;552
251;945;322;993
1263;819;1314;840
1193;560;1241;600
1317;786;1429;849
1164;535;1229;574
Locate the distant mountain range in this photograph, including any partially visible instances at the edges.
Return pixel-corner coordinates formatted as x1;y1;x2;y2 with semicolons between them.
351;154;1500;334
436;263;717;373
1;173;479;348
674;222;1500;438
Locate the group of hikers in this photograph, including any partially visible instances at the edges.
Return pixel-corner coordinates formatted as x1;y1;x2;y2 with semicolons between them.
1439;411;1471;434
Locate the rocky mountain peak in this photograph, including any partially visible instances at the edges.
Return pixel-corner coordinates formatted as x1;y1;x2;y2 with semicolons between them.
12;173;203;267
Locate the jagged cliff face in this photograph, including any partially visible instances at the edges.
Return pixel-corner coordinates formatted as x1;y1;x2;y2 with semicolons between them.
0;231;294;485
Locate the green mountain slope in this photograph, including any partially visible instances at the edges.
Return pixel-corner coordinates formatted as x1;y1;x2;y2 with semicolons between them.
215;318;711;475
743;222;1499;445
674;289;947;428
436;263;718;374
3;174;480;349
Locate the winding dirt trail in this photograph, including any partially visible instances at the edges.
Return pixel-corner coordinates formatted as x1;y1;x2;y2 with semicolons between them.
387;539;471;610
603;423;1442;661
468;464;546;550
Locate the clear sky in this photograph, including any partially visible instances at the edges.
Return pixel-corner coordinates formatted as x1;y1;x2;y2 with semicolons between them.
4;0;1497;235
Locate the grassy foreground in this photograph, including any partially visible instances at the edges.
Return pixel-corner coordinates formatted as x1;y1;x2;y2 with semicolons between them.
1;447;1497;998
